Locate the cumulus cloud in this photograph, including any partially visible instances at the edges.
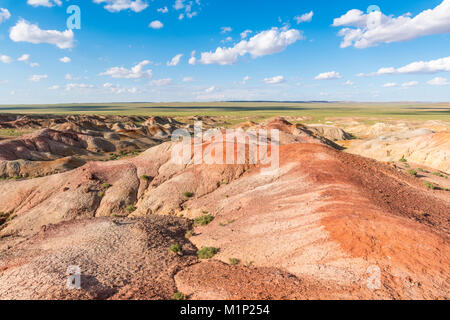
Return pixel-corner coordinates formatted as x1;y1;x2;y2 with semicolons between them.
242;75;251;84
188;51;197;65
65;83;95;91
0;8;11;24
294;11;314;24
333;0;450;48
204;86;215;93
182;77;194;82
240;30;252;39
167;54;183;66
402;81;419;87
18;54;30;62
0;55;12;64
149;20;163;29
149;78;173;86
221;27;232;34
60;56;71;63
382;82;397;87
17;54;39;67
10;19;74;49
174;0;199;19
27;0;62;7
196;27;303;65
99;60;153;79
29;74;48;82
315;71;342;80
427;77;450;85
93;0;148;12
344;80;354;85
360;56;450;76
264;75;285;84
103;83;138;94
157;6;168;13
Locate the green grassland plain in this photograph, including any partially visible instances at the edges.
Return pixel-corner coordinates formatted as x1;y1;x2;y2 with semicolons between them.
0;102;449;125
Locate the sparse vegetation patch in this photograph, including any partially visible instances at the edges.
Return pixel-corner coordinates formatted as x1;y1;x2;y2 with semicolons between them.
169;244;182;254
197;247;218;259
125;205;137;213
194;214;214;226
173;292;186;300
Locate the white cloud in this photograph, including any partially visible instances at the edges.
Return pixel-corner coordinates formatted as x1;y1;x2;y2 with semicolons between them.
427;77;450;85
149;20;163;29
48;85;60;90
182;77;194;82
188;51;196;65
333;0;450;49
0;8;11;24
0;55;13;64
221;27;232;34
264;75;285;84
382;82;397;88
103;83;138;94
149;78;172;86
99;60;153;79
174;0;199;19
10;19;74;49
344;80;354;85
294;11;314;24
29;74;48;82
93;0;148;12
205;86;215;93
18;54;39;67
167;54;183;66
402;81;419;88
197;27;303;65
174;0;185;10
315;71;342;80
157;6;168;13
27;0;62;7
361;56;450;76
18;54;30;62
65;83;94;91
60;56;71;63
242;75;251;84
240;30;252;39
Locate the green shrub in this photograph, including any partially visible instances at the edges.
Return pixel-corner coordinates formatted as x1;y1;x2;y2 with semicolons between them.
197;247;218;259
169;244;182;254
102;183;112;189
183;192;194;198
125;205;137;213
423;181;435;190
407;169;418;176
432;172;447;178
229;258;240;266
173;292;186;300
399;156;408;163
185;230;195;239
141;174;150;181
194;214;214;226
97;191;105;198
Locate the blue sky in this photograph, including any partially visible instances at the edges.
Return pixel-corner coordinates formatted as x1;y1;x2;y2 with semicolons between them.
0;0;449;104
